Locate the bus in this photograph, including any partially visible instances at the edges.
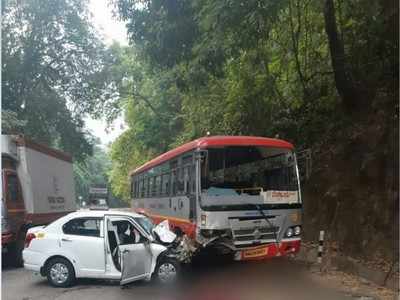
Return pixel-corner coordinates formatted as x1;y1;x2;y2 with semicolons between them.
130;136;302;260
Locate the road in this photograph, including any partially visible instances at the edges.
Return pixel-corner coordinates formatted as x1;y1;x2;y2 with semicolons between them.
1;255;383;300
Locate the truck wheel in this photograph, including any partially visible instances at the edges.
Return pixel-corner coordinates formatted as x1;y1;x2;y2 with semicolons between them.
154;258;180;284
46;257;75;287
9;238;24;267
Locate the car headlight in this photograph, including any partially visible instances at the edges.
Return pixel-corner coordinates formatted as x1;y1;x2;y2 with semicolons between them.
286;227;294;238
294;226;301;235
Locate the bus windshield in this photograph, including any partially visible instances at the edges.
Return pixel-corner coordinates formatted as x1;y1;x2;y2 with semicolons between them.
201;146;300;209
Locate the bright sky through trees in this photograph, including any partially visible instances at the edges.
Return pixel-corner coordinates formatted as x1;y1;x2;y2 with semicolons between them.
86;0;128;146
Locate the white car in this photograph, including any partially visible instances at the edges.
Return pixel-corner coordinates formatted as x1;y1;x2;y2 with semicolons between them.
23;210;190;287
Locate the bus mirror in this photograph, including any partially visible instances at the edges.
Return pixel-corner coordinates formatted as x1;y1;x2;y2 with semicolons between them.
296;149;312;182
194;150;207;161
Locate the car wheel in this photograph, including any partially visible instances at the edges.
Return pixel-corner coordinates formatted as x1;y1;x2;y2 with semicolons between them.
154;258;180;284
46;257;75;287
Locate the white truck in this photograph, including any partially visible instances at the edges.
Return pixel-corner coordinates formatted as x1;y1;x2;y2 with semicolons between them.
1;135;76;265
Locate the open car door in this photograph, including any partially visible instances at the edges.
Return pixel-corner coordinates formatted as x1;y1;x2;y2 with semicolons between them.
120;242;153;285
114;219;154;285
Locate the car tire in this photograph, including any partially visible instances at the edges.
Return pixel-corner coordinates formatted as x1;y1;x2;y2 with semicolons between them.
46;257;75;288
154;258;180;284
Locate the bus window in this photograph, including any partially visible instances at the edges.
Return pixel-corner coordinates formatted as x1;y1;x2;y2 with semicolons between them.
143;177;149;198
149;177;155;196
155;175;161;196
171;169;177;196
184;166;191;194
191;165;196;194
139;179;144;198
177;167;184;195
162;173;170;196
132;180;135;198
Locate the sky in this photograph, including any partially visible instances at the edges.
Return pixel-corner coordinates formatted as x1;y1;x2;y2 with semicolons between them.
86;0;129;147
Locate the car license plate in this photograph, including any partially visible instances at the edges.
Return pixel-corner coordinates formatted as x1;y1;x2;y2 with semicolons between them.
242;246;268;258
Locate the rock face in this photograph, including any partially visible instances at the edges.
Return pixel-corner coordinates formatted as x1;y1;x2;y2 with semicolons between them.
301;107;398;266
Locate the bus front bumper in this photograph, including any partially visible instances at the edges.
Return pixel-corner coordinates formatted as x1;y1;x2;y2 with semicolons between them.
234;239;301;261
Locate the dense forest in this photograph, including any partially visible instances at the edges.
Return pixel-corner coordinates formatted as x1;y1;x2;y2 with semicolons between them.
2;0;398;264
108;0;398;198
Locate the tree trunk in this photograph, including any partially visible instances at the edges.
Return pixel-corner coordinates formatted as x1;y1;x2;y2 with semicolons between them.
323;0;359;109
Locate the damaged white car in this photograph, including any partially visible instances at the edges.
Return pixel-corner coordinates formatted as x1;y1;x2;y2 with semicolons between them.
22;210;194;287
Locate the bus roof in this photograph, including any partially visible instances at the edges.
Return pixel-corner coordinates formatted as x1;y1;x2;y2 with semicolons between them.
131;136;294;175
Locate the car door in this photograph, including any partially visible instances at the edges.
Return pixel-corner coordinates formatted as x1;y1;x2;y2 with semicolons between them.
61;217;106;277
115;219;153;285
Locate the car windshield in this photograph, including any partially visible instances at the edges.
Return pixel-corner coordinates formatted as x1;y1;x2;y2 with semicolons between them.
202;146;299;195
133;217;154;236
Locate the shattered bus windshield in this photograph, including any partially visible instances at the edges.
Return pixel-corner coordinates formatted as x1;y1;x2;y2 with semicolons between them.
201;146;299;208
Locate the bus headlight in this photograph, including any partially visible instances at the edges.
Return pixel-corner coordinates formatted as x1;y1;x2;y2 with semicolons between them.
285;227;294;238
294;226;301;235
201;214;206;226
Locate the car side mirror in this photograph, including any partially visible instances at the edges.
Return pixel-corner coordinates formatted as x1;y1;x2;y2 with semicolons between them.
145;235;154;244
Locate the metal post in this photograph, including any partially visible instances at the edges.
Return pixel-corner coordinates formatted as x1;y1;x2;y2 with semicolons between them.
317;230;325;264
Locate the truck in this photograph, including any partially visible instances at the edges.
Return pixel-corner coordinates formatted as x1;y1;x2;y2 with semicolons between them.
88;185;109;208
1;135;76;265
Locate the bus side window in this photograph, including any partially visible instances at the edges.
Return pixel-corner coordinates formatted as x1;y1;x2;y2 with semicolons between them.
149;177;154;196
143;177;148;198
155;175;161;196
177;167;184;195
184;166;190;194
162;173;170;196
172;170;177;196
191;165;196;194
139;179;144;198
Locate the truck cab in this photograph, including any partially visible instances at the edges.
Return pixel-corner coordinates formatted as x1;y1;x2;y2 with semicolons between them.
1;135;76;266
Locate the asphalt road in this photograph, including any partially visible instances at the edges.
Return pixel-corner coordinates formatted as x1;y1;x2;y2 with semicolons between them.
2;254;376;300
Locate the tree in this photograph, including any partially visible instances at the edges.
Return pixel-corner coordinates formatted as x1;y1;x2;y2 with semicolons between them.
323;0;358;110
2;0;120;160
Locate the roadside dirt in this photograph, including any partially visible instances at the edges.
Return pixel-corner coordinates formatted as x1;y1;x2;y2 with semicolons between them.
308;266;397;300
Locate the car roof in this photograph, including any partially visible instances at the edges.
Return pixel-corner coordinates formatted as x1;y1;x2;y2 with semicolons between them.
65;209;144;219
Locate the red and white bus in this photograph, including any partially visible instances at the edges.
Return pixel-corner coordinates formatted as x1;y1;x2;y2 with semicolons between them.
130;136;302;260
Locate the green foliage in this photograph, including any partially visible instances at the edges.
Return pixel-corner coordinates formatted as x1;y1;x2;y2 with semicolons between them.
1;109;26;133
109;0;397;197
2;0;120;160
